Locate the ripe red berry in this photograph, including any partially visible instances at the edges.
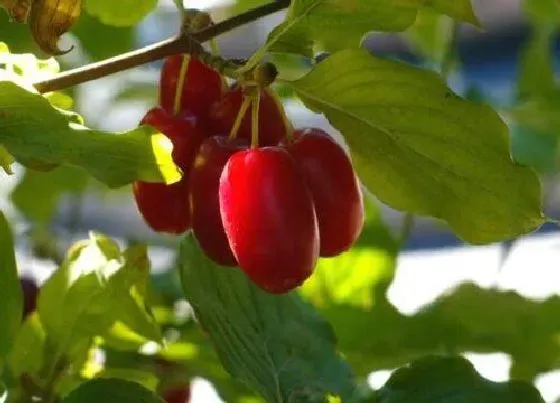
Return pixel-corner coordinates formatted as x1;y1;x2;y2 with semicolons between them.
160;54;225;118
219;147;319;294
284;128;364;257
133;107;206;234
189;136;248;266
161;385;191;403
208;85;288;146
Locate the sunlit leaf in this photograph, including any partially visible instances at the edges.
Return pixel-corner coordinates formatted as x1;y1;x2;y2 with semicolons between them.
0;81;181;188
290;49;544;244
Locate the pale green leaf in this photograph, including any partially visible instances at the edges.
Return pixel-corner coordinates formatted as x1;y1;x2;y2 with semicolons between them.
394;0;480;26
179;235;357;402
0;81;181;188
84;0;157;26
0;211;23;366
404;10;454;64
289;49;544;244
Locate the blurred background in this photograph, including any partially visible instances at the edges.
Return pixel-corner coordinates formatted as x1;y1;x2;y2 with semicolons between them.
2;0;560;401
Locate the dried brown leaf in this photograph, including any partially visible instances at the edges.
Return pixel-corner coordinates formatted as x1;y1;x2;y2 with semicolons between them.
29;0;81;55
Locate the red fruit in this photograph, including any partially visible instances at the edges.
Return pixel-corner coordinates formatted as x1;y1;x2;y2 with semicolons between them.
160;54;225;118
133;107;206;234
219;147;319;294
284;128;364;256
208;85;288;146
162;386;191;403
189;136;248;266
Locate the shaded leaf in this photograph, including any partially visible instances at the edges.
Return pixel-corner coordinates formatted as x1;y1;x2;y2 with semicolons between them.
510;126;558;174
517;27;557;99
7;312;46;377
0;80;180;188
29;0;81;55
61;378;165;403
84;0;157;27
523;0;560;24
395;0;480;26
404;10;454;64
289;49;544;244
11;165;88;224
179;235;357;402
376;355;544;403
0;211;23;366
0;144;15;174
510;95;560;136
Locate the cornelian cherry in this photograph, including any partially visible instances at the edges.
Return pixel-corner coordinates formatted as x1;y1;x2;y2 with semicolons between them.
189;136;248;266
208;85;288;146
284;128;364;257
219;147;319;294
159;54;225;118
133;107;206;235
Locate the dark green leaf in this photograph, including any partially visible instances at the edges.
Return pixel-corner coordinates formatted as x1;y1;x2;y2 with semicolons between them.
0;211;23;366
179;235;357;403
510;95;560;136
289;49;544;244
0;80;180;188
84;0;157;27
61;378;165;403
376;355;545;403
510;126;558;174
523;0;560;24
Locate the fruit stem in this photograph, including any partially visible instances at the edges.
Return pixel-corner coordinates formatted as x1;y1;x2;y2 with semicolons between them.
266;87;294;142
251;91;261;148
173;54;191;116
229;95;252;141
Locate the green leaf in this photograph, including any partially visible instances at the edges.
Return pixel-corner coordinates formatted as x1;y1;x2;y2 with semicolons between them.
523;0;560;24
179;235;357;402
289;49;544;244
396;0;480;26
376;355;545;403
517;27;556;98
300;195;398;308
8;313;46;377
0;81;180;188
84;0;157;26
244;0;417;68
37;233;162;361
404;10;454;64
510;95;560;136
510;126;558;174
61;378;165;403
0;211;23;366
11;166;89;224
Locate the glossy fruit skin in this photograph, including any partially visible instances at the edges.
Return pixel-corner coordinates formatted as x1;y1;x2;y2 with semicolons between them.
284;128;364;257
160;54;224;118
20;276;38;319
189;136;248;266
219;147;319;294
133;107;206;234
161;386;191;403
208;85;287;146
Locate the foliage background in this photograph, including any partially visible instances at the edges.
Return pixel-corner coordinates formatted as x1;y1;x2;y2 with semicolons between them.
1;0;560;401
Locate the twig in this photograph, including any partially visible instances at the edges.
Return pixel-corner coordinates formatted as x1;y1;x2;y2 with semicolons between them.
33;1;290;93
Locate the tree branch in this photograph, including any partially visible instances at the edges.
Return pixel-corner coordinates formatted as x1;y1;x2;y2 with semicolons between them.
33;0;290;93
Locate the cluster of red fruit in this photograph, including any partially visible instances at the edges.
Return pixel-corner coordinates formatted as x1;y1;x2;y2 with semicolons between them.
133;54;364;294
